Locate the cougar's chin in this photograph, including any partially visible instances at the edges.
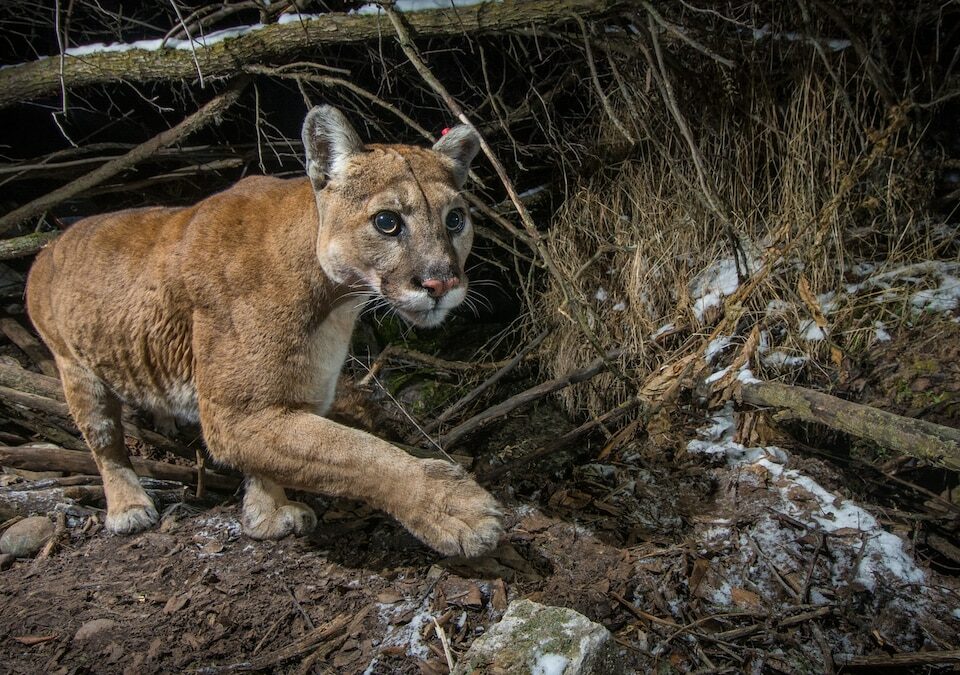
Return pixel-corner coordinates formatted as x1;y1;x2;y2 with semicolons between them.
397;306;450;328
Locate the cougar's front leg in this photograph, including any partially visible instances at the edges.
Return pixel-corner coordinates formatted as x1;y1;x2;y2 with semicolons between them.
57;358;158;533
200;401;502;556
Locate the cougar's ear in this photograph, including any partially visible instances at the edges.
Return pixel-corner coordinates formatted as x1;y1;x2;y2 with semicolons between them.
432;125;480;188
302;105;364;189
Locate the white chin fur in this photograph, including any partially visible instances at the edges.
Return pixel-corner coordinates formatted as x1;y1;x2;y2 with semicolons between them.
399;306;450;328
394;285;466;328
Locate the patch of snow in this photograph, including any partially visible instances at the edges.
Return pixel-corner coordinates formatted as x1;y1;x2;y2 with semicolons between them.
532;651;570;675
911;274;960;313
763;351;807;368
374;599;433;662
651;322;675;339
64;22;267;56
874;321;891;342
747;23;851;50
737;368;761;384
704;335;733;364
355;0;495;13
276;12;324;24
765;299;793;314
594;287;608;302
612;301;626;311
799;319;826;341
195;515;243;540
689;424;927;592
705;367;730;384
694;402;736;442
690;258;745;321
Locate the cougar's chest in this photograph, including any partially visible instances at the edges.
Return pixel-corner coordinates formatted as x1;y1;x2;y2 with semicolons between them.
303;300;361;416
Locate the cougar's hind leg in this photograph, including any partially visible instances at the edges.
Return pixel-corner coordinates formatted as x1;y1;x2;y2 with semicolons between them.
58;358;158;533
242;475;317;540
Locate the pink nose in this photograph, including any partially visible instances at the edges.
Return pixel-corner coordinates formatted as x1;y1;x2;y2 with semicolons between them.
420;277;459;298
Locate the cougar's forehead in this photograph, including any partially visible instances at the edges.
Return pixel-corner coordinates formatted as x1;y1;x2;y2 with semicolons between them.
330;145;459;203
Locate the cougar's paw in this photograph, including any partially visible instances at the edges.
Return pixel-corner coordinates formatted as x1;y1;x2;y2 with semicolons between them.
407;460;504;558
243;501;317;540
105;502;159;534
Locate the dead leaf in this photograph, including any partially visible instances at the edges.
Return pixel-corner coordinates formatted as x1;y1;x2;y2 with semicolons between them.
490;579;507;611
688;558;709;595
200;541;224;555
376;591;403;604
730;587;762;609
13;635;58;646
163;593;191;615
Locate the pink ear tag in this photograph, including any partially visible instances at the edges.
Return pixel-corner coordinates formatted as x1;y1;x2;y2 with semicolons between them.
441;127;451;136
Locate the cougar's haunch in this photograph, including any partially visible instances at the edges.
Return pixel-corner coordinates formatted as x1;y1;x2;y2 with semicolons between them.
25;105;503;557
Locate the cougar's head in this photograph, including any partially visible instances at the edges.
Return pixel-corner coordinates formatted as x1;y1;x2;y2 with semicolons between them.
302;105;480;328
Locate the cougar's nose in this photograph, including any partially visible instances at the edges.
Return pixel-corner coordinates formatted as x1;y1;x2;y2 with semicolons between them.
419;276;460;298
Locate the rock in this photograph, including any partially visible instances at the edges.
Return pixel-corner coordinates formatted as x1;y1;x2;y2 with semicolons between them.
0;516;54;557
452;599;621;675
74;618;117;643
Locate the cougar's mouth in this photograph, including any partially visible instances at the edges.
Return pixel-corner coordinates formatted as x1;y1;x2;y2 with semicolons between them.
389;284;467;328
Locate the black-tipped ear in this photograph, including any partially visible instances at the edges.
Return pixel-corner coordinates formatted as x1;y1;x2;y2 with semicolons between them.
432;125;480;188
302;105;364;189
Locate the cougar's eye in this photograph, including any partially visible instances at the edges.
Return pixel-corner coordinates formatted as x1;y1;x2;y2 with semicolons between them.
373;211;402;236
445;208;466;233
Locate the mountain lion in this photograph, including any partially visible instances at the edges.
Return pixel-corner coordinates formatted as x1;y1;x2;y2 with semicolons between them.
25;105;503;557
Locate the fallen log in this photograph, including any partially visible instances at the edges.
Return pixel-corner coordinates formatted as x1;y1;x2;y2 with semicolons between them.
0;362;64;400
0;445;240;491
0;319;57;377
833;649;960;669
0;382;201;464
740;381;960;472
0;0;618;110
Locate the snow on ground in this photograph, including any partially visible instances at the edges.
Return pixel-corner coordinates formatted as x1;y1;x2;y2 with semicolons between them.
687;405;927;601
363;596;434;674
689;258;743;321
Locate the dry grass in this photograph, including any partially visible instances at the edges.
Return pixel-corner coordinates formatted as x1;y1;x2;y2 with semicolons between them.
538;51;949;417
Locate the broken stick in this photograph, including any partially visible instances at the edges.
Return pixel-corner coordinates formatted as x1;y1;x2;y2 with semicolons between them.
0;445;239;491
440;349;622;450
740;381;960;472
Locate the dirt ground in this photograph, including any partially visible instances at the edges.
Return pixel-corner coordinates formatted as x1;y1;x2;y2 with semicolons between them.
2;323;960;674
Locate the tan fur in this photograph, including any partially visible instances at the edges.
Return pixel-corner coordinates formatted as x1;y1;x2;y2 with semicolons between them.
25;107;502;556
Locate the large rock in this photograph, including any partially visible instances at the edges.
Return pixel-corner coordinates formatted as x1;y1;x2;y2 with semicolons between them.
452;599;621;675
0;516;54;558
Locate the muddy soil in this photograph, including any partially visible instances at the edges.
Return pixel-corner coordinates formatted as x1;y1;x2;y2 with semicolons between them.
2;322;960;674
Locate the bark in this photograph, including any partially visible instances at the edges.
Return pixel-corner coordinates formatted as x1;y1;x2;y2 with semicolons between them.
0;231;60;260
741;381;960;472
0;445;239;491
0;0;619;109
0;362;64;401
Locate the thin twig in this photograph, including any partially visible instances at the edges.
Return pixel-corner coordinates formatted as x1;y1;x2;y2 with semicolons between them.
440;349;622;450
417;329;549;440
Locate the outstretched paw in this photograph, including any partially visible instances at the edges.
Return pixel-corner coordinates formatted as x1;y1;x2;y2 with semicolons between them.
404;460;504;557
